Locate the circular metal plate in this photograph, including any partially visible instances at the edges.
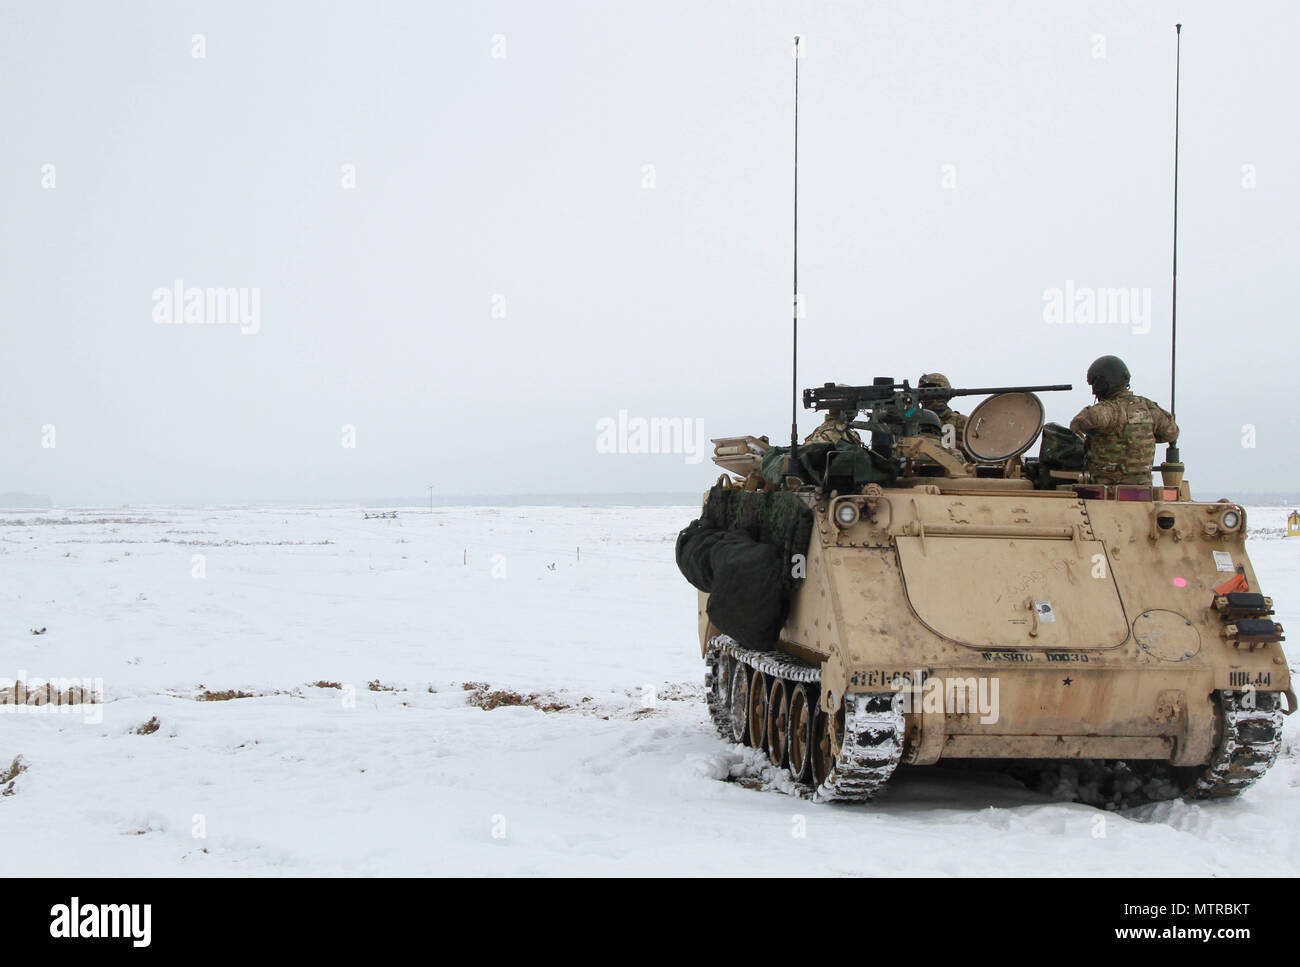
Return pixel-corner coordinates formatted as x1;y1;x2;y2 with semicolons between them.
1133;609;1201;662
963;392;1046;462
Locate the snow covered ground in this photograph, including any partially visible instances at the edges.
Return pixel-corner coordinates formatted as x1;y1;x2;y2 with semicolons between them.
3;502;1299;876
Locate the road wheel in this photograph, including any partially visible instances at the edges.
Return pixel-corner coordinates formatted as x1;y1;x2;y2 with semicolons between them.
747;668;768;751
767;678;789;768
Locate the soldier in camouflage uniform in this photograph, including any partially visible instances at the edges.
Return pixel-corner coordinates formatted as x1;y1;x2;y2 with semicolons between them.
804;407;863;446
919;373;968;454
1068;355;1178;486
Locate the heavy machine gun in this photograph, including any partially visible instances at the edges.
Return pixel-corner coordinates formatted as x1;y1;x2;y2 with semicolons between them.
804;379;1071;459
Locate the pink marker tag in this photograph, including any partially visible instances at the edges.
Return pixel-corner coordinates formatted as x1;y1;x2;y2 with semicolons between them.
1172;577;1187;588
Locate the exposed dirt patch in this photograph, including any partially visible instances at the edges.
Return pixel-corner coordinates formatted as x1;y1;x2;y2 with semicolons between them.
367;680;398;692
135;716;160;735
311;681;342;689
197;689;256;702
464;684;569;713
2;756;28;796
180;686;304;702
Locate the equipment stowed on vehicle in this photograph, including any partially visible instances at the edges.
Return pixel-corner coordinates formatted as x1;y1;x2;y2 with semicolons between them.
676;377;1292;805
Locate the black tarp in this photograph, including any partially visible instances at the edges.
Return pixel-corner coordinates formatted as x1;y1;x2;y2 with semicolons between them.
1027;422;1087;490
1039;422;1086;471
674;485;814;651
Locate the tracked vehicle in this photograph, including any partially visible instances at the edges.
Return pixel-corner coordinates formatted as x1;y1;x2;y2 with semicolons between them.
678;381;1291;804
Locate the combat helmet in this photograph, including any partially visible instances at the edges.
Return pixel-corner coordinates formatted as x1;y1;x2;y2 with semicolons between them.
919;373;951;412
1086;355;1130;400
916;408;943;437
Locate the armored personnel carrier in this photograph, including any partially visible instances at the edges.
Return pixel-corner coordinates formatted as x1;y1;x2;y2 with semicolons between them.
676;379;1291;804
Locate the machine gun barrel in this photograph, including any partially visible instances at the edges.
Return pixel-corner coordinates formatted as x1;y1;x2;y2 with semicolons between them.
803;381;1072;412
938;384;1073;398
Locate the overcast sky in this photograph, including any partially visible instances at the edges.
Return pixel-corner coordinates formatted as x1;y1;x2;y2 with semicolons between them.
2;0;1295;503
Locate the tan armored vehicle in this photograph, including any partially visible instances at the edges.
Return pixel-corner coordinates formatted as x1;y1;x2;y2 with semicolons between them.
677;379;1291;804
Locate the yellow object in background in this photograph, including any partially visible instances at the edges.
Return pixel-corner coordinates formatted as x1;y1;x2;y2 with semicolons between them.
1288;510;1300;537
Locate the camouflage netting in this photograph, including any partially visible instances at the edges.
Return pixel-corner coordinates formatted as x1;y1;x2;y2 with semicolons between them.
698;485;815;574
674;485;814;651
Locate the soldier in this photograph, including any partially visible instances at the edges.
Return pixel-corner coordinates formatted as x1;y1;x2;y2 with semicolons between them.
919;373;968;452
803;406;862;446
1068;355;1178;486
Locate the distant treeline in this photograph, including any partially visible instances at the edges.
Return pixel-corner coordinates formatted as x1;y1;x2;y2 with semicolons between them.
364;492;704;508
0;493;52;509
1229;492;1300;507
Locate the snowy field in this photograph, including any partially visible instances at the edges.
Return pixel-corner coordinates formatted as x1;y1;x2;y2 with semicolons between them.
3;502;1299;876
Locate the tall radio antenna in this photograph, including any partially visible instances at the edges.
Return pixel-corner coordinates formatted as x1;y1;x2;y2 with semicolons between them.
1170;23;1182;427
1160;23;1185;486
789;35;801;460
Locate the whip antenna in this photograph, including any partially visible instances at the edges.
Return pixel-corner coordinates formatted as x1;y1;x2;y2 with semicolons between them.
789;35;801;460
1170;23;1181;427
1159;23;1185;487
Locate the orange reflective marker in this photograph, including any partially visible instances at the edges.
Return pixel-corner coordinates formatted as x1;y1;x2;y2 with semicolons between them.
1213;573;1249;595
